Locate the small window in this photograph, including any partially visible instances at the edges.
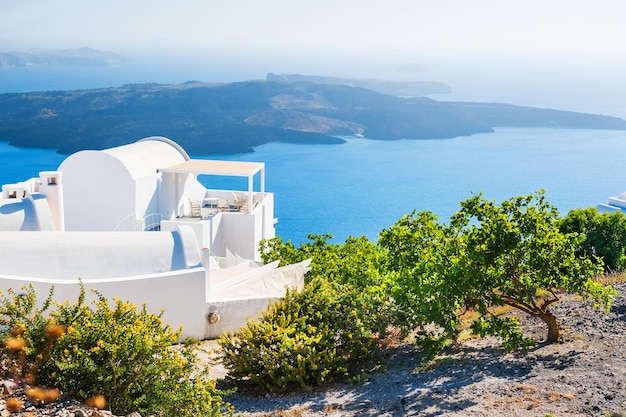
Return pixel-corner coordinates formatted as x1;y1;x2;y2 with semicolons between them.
47;177;57;185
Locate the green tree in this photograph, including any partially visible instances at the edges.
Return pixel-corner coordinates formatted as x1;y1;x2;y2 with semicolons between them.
379;192;616;351
454;192;614;344
559;207;626;271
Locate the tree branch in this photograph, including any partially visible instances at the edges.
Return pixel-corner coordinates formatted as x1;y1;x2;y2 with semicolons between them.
499;294;539;316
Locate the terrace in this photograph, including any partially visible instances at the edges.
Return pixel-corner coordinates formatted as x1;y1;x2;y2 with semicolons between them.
158;159;274;261
158;159;266;218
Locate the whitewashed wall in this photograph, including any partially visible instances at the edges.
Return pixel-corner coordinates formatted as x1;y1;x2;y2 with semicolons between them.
59;151;135;231
0;269;208;340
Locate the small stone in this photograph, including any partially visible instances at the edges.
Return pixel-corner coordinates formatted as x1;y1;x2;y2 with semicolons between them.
356;400;372;410
1;380;18;396
126;412;143;417
72;409;89;417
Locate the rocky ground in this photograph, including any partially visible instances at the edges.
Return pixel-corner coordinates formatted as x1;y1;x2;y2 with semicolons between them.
2;283;625;417
214;282;626;417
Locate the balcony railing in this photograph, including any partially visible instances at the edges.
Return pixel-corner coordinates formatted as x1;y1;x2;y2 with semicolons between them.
114;213;163;231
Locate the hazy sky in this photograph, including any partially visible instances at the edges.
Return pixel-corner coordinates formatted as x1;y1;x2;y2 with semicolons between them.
1;1;625;116
2;0;624;56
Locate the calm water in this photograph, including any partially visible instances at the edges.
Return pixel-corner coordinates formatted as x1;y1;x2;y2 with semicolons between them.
2;128;626;245
3;67;626;244
202;128;626;243
0;144;65;184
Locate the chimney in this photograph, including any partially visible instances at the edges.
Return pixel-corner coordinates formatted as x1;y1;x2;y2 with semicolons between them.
39;171;65;231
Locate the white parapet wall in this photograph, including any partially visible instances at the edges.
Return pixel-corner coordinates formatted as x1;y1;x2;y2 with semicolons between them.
0;269;208;340
0;230;201;280
204;297;277;339
203;258;311;339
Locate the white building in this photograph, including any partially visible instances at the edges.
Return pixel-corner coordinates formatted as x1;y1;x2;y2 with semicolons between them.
0;137;310;339
598;191;626;214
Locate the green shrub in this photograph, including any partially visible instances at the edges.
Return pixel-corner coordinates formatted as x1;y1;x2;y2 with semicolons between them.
0;286;57;382
260;233;393;338
219;277;382;393
261;234;385;288
378;210;464;355
0;285;232;417
559;207;626;272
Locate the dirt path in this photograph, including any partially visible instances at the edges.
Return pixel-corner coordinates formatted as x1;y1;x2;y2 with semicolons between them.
208;282;626;417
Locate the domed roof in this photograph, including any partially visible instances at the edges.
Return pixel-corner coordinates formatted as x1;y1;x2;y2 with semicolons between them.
59;136;189;181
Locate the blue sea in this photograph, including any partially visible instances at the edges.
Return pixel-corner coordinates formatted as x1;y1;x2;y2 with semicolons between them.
3;128;626;245
2;65;626;244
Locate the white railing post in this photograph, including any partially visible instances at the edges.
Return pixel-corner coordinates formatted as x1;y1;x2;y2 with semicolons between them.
247;174;253;213
202;248;212;300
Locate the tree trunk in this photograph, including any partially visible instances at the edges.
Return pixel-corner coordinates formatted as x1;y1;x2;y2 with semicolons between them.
538;311;560;343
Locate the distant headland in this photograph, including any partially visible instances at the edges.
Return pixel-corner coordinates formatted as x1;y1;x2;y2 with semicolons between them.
0;75;625;155
0;47;126;68
266;73;452;96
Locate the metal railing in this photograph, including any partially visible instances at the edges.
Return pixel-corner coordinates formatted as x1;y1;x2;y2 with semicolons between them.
114;213;163;231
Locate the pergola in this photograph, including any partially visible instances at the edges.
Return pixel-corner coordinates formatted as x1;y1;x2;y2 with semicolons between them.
158;159;265;213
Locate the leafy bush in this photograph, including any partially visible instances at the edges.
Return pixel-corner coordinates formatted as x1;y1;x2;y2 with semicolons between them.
261;234;384;287
261;234;392;334
378;210;465;354
0;285;231;417
559;207;626;271
219;277;382;393
0;286;58;383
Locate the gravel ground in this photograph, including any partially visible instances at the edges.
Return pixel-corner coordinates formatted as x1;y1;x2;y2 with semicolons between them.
211;282;626;417
3;283;624;416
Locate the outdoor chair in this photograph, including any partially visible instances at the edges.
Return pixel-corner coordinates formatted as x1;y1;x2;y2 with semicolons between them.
189;199;201;217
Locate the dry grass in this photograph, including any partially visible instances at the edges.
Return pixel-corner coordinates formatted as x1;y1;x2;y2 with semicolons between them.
456;329;477;343
419;353;468;372
274;406;310;417
322;403;344;413
376;326;404;349
596;272;626;286
515;384;537;394
491;304;514;316
236;406;312;417
458;310;481;331
5;397;24;413
546;391;561;402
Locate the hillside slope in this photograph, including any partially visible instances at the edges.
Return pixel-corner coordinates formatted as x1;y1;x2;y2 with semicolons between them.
220;282;626;416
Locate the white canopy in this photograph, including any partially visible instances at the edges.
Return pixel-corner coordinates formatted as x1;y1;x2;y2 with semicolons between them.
159;160;265;211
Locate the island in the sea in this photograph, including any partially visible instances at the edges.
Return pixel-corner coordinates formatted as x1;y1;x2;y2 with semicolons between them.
0;47;126;68
0;77;625;155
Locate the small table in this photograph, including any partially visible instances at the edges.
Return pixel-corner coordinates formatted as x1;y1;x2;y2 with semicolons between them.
202;198;218;217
